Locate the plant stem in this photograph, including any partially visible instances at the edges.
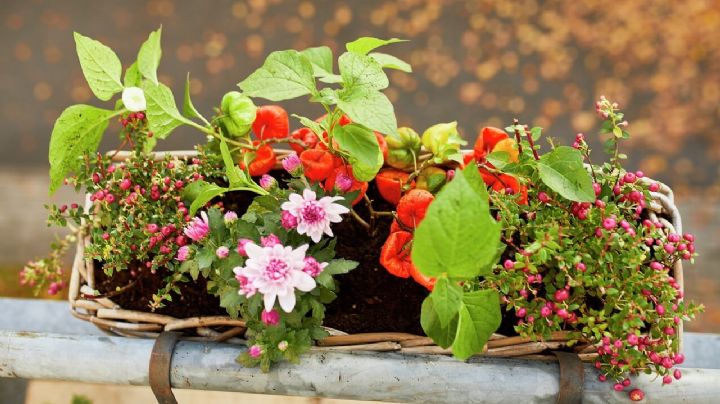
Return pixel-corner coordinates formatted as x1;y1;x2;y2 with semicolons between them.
349;208;370;231
512;119;525;155
522;124;540;160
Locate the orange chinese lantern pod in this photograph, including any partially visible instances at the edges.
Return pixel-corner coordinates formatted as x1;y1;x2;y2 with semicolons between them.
379;230;414;278
375;132;389;162
376;168;412;206
289;127;319;154
323;165;368;205
409;264;436;291
299;149;335;181
474;126;518;162
389;219;402;233
396;189;434;229
240;143;277;177
252;105;289;140
491;173;528;205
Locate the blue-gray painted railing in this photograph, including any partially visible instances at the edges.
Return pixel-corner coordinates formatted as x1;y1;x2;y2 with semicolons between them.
1;298;718;403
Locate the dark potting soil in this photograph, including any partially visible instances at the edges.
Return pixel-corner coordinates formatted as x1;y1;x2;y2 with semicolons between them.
93;173;429;334
93;261;225;318
323;181;429;336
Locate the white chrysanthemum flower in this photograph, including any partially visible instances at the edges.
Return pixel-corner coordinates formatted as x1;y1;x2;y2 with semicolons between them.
280;189;349;242
233;242;315;313
122;86;146;112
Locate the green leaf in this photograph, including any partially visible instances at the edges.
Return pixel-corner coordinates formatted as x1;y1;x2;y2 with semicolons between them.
369;52;412;72
338;52;388;91
189;183;228;216
451;290;502;360
183;73;204;121
123;62;141;87
337;88;397;135
318;74;343;84
73;32;123;101
412;165;501;279
430;276;463;329
237;50;316;101
300;46;333;77
48;105;114;194
538;146;595;202
137;26;162;85
292;114;324;136
142;81;191;139
420;296;458;349
332;123;383;181
486;151;510;170
323;259;358;276
219;138;246;188
346;37;407;55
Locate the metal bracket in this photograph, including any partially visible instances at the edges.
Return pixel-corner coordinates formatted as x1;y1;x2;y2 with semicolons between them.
149;331;181;404
553;351;584;404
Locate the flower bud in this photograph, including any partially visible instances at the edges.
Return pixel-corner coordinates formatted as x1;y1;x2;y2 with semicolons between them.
220;91;257;136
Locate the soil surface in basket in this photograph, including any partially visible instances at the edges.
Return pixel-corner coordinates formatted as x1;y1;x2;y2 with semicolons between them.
322;182;429;336
94;261;225;318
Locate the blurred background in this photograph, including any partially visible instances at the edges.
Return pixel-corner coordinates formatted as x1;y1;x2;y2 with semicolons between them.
1;0;719;401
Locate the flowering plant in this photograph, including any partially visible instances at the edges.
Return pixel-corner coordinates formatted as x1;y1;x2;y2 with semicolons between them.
26;27;703;400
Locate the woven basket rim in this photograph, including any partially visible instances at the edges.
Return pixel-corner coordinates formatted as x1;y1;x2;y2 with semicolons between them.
67;149;684;360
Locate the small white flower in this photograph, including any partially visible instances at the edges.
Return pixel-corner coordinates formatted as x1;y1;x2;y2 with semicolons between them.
280;189;349;243
122;86;146;112
233;242;316;313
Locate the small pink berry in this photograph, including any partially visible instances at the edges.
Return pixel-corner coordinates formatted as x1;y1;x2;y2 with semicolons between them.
622;378;631;387
554;288;570;302
656;304;666;315
683;233;695;242
664;244;676;254
668;233;681;243
147;223;159;233
576;262;586;272
623;172;637;183
614;339;623;349
236;238;253;256
627;334;639;346
503;259;515;270
556;308;569;319
674;353;685;364
101;232;110;240
629;388;645;401
516;307;527;318
650;261;664;271
603;218;617;230
649;182;660;192
598;374;607;382
613;383;624;392
540;306;552;317
593;183;602;196
538;192;550;203
662;375;672;385
673;369;681;380
664;327;675;336
662;357;674;369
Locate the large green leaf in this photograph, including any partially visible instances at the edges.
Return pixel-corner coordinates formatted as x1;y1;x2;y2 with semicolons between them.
338;52;388;91
451;290;502;360
323;259;358;276
430;276;463;329
345;37;407;55
538;146;595;202
412;165;501;279
137;26;162;85
332;123;383;181
299;46;333;77
337;88;397;135
123;62;141;87
73;32;123;101
189;183;228;216
369;52;412;73
142;81;190;139
48;105;114;194
237;50;316;101
420;296;458;349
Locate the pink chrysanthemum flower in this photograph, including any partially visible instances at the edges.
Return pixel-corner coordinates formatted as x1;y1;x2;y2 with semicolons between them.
261;234;281;247
184;211;210;241
281;210;299;230
280;189;349;242
302;256;327;277
233;242;315;312
176;246;191;262
235;274;257;298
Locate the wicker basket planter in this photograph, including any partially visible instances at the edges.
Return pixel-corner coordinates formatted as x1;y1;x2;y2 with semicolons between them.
67;149;685;361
